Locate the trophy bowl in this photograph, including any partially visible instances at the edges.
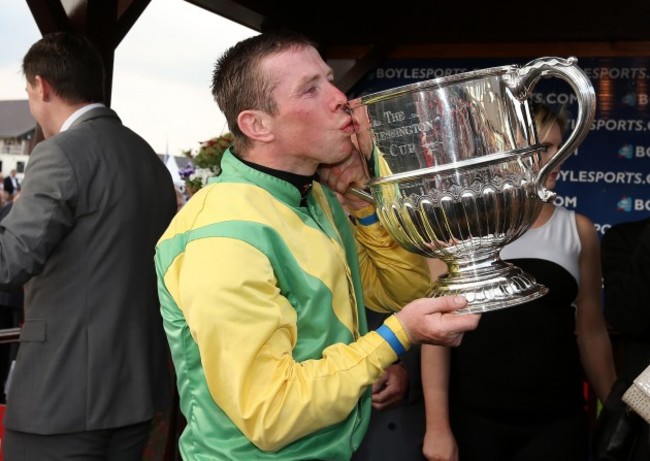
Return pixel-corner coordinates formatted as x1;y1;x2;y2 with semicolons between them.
348;57;596;314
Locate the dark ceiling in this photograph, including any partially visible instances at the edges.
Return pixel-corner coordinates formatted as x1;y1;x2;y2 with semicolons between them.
24;0;650;99
186;0;650;54
185;0;650;92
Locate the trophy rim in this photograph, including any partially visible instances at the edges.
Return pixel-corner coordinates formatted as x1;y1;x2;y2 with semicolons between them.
348;64;518;108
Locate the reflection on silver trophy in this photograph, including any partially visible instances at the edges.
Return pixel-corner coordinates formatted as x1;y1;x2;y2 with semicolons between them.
348;57;596;314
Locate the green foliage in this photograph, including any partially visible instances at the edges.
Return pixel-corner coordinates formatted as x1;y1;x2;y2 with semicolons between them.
182;132;233;193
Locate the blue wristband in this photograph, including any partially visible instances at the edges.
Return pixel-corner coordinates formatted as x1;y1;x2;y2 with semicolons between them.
357;212;379;226
376;324;406;356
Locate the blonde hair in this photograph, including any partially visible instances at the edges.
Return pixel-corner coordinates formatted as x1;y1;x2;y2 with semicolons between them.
533;103;568;142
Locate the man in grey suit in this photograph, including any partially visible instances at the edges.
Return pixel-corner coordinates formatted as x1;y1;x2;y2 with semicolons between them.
1;32;177;460
3;170;20;198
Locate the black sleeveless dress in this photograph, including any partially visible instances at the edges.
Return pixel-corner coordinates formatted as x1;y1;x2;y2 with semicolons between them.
448;207;589;460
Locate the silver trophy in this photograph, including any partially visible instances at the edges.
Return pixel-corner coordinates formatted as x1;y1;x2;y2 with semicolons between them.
348;57;595;314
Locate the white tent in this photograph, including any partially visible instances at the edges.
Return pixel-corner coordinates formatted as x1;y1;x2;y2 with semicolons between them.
164;154;184;187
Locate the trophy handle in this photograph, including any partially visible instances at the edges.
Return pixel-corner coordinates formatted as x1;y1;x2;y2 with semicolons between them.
511;57;596;202
348;186;376;204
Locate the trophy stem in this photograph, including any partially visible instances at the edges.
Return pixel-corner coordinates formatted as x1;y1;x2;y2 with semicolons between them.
431;253;548;315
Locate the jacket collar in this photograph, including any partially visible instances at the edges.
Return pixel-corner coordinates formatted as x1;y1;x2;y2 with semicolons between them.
64;104;120;131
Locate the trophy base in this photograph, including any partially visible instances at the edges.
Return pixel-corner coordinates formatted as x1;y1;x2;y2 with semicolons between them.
429;259;549;315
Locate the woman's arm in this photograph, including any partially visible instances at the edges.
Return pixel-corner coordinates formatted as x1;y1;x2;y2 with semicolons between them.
421;344;458;461
574;213;617;402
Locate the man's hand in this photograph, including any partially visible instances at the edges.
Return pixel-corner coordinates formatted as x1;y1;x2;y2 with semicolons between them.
371;363;408;410
317;146;372;210
395;296;480;347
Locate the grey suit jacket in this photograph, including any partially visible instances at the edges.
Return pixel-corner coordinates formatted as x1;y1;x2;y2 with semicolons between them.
0;107;177;434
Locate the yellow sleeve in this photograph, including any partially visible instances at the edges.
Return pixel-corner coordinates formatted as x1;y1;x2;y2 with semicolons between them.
349;149;434;312
350;204;434;313
177;236;400;451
